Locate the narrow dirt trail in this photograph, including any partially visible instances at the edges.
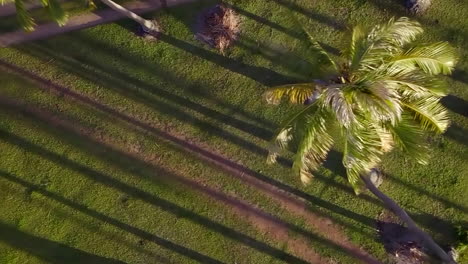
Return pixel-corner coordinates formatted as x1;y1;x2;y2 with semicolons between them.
0;0;196;47
0;96;327;264
0;60;382;263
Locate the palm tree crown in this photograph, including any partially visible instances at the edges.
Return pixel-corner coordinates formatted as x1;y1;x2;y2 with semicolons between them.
265;17;457;192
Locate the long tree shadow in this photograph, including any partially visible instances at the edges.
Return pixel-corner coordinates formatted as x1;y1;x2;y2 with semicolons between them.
6;55;463;236
441;94;468;117
19;42;276;139
156;33;303;86
234;38;314;79
4;56;464;241
451;69;468;84
226;4;303;39
0;129;310;264
42;202;176;264
386;174;467;213
181;5;341;58
14;45;277;153
0;97;383;263
270;0;347;31
233;35;338;80
0;64;380;229
0;220;126;264
0;171;224;264
444;124;468;147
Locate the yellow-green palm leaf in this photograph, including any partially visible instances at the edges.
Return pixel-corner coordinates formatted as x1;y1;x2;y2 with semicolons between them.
264;83;319;105
391;42;457;75
264;16;458;190
403;96;449;133
14;0;35;32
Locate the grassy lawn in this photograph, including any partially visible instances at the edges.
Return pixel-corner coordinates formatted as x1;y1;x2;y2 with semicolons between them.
0;0;467;263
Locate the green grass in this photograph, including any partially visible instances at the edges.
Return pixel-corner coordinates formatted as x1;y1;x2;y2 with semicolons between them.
0;0;467;263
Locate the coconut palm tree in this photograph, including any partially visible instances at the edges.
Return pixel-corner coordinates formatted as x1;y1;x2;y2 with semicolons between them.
265;17;457;263
9;0;159;33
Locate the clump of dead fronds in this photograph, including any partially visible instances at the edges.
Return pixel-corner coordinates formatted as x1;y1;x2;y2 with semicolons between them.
196;4;241;53
376;211;432;264
406;0;432;15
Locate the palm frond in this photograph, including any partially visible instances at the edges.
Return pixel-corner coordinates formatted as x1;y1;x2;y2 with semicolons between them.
347;25;365;62
292;108;334;184
402;96;449;133
362;81;403;124
46;0;68;26
264;83;319;105
385;70;448;98
384;115;430;164
342;119;383;193
391;42;457;75
321;86;355;127
267;103;318;163
15;0;35;31
348;17;423;75
304;30;339;73
373;124;394;152
370;17;423;50
347;25;373;73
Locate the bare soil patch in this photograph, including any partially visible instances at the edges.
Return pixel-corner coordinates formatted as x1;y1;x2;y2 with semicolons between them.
195;4;240;54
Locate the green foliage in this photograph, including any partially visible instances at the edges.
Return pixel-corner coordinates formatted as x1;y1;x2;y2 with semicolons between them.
265;17;458;192
14;0;36;32
455;225;468;262
13;0;69;31
264;83;319;105
44;0;69;26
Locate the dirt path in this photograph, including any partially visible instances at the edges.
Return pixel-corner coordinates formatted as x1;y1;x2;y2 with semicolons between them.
0;60;382;263
0;0;196;47
0;95;328;263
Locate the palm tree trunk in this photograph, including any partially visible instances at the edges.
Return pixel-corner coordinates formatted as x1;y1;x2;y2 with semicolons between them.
361;175;456;264
99;0;159;32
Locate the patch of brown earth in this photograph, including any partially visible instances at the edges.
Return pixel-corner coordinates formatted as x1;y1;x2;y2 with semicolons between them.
195;4;241;53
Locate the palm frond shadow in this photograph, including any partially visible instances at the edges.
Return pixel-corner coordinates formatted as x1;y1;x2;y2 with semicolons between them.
444;124;468;147
270;0;347;31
